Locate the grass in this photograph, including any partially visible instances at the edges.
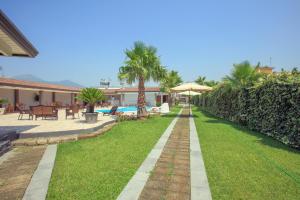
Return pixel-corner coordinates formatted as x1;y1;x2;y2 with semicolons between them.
46;107;181;200
192;107;300;200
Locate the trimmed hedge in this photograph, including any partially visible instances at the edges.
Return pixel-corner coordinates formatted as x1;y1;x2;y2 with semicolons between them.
197;79;300;149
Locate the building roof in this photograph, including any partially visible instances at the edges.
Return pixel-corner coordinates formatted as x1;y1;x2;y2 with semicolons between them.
0;77;80;93
257;66;274;70
0;10;38;57
100;87;161;95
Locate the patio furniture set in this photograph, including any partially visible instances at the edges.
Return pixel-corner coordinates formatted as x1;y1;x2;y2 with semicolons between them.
17;104;80;120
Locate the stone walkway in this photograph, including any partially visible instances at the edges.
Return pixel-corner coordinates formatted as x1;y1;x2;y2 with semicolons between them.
118;107;212;200
139;109;191;199
0;146;46;200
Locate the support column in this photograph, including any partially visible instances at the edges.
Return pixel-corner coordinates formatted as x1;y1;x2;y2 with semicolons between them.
71;93;74;105
74;93;77;104
120;94;123;106
52;92;56;104
14;89;19;111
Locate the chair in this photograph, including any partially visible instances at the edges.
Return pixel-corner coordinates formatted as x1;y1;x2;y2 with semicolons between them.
30;106;44;120
103;106;119;116
66;105;80;119
42;106;58;120
17;104;33;120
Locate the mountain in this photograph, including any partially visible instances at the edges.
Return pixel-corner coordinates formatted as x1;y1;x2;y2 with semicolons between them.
54;80;84;88
13;74;45;83
12;74;85;88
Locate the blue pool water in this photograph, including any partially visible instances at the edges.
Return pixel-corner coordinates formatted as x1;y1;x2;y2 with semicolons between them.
96;106;152;113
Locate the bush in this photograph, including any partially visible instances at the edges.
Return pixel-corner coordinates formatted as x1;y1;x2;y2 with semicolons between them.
198;74;300;149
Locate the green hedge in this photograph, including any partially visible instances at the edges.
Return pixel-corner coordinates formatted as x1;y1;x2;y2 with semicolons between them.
197;80;300;149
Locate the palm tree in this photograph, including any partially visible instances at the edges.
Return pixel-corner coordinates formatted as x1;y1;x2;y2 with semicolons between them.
223;61;262;88
195;76;206;85
160;70;182;106
205;80;219;87
77;88;105;113
119;41;167;118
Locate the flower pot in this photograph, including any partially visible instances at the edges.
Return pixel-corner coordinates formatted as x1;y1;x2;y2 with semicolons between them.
0;108;5;115
85;112;98;123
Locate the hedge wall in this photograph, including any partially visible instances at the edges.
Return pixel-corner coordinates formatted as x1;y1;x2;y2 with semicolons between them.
197;80;300;149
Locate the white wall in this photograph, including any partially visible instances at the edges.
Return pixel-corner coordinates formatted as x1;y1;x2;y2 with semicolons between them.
0;88;14;105
123;92;157;106
41;91;52;105
19;90;39;109
56;93;72;106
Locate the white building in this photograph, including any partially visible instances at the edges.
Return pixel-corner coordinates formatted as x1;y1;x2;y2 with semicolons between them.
99;87;169;107
0;77;80;111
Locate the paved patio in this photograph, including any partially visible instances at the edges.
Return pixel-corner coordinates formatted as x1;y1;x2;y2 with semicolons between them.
0;109;116;138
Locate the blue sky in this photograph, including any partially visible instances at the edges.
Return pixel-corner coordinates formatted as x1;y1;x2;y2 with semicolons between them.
1;0;299;87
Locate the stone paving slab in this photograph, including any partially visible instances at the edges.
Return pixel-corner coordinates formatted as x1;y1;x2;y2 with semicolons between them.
116;109;182;200
22;144;57;200
189;110;212;200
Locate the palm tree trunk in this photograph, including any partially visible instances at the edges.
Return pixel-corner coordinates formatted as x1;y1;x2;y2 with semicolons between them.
137;76;148;118
168;92;172;107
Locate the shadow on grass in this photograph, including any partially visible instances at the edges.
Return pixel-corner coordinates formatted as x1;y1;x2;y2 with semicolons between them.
194;107;300;154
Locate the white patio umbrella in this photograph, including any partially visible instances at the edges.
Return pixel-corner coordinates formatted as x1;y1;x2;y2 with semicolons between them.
178;91;201;96
171;82;212;114
170;82;212;92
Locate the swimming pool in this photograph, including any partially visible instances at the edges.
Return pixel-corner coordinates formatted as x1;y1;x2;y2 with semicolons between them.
96;106;152;113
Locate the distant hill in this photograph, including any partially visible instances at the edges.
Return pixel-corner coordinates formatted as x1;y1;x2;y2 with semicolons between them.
13;74;44;83
12;74;85;88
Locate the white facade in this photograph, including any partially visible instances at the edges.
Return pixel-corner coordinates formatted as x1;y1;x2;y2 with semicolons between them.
122;92;157;106
56;93;72;105
19;90;40;109
0;88;14;105
41;91;52;105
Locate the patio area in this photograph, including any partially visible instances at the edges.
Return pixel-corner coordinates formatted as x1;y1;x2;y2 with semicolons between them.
0;109;116;138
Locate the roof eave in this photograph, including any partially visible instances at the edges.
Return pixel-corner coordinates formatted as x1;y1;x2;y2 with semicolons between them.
0;10;38;57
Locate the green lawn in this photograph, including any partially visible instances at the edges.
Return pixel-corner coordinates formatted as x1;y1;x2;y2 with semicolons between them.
193;107;300;200
46;107;180;200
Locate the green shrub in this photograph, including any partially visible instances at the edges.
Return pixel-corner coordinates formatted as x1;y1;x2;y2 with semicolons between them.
199;74;300;149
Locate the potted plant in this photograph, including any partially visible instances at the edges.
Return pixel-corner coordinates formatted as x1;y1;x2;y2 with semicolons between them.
0;98;8;115
77;88;105;123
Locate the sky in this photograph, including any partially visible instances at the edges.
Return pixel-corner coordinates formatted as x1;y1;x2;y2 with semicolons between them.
0;0;300;87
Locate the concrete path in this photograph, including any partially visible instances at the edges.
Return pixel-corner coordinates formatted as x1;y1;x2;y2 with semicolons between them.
22;144;57;200
0;146;46;200
117;109;183;200
117;107;212;200
190;110;212;200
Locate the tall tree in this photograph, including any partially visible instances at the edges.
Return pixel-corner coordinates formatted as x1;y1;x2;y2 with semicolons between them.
118;41;167;118
223;61;262;88
160;70;182;106
195;76;206;85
